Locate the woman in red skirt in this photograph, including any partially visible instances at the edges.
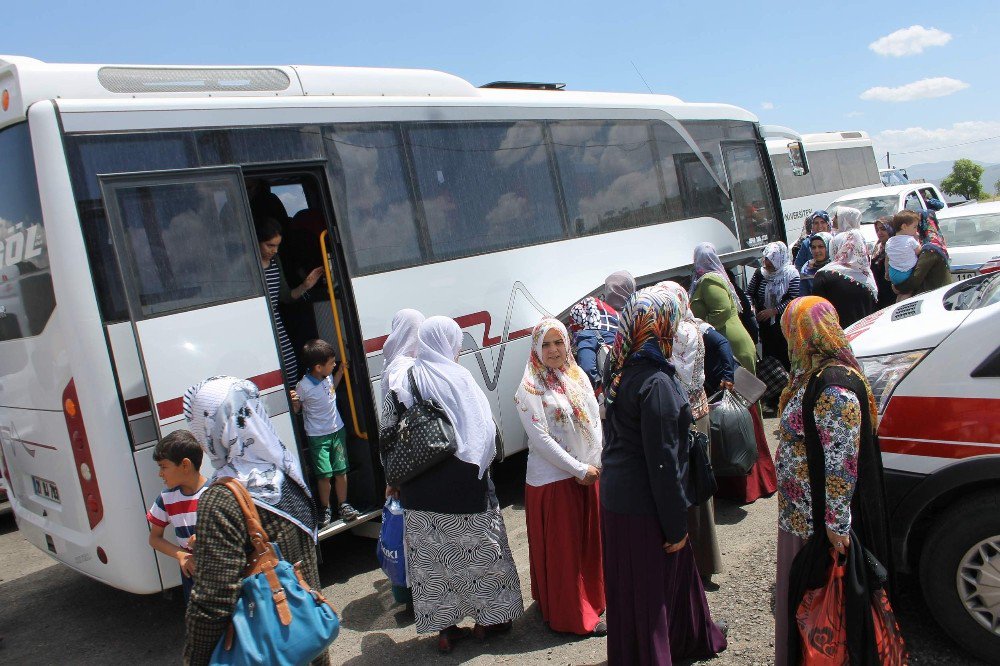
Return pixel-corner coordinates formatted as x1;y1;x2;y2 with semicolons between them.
515;318;606;636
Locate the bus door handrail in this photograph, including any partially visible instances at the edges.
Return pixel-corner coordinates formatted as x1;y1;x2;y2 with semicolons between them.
319;230;368;441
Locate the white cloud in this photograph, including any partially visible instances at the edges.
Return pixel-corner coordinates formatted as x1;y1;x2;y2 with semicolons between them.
869;25;952;57
860;77;968;102
845;111;864;118
760;101;774;110
872;121;1000;168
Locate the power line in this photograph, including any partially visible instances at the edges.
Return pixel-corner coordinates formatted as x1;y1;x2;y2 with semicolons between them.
892;134;1000;155
631;61;654;94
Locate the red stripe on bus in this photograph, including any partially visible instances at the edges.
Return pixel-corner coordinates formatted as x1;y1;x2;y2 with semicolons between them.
881;438;1000;459
16;438;58;451
156;370;284;420
363;315;535;354
880;396;1000;445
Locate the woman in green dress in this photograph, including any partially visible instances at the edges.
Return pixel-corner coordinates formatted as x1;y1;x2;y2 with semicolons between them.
689;242;777;504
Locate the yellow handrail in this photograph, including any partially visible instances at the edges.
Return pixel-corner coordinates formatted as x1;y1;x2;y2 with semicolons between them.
319;230;368;440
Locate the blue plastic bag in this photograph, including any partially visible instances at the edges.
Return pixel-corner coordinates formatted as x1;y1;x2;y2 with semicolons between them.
377;498;407;587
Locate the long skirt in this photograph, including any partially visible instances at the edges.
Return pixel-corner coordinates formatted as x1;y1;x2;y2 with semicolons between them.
404;507;524;633
688;415;723;576
602;507;727;665
715;404;778;504
525;478;605;634
775;528;808;666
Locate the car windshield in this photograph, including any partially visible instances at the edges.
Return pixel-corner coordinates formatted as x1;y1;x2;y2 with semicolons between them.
830;195;899;224
937;213;1000;248
880;170;908;186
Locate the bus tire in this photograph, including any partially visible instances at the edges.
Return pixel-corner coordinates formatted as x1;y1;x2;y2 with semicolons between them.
918;490;1000;663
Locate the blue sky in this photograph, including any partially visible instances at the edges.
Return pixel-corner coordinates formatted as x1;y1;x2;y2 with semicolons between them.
6;0;998;168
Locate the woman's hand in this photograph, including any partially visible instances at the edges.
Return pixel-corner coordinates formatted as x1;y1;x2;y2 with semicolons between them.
577;465;600;486
663;534;689;553
178;550;196;576
755;308;775;322
385;485;399;499
302;267;325;291
826;527;850;554
720;380;734;392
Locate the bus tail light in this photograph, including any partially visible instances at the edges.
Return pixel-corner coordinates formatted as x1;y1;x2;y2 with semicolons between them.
62;380;104;529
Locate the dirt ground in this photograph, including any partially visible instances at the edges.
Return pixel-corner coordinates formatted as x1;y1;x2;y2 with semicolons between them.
0;419;985;665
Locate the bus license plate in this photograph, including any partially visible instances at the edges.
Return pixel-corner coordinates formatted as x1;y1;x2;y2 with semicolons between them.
32;476;60;503
954;272;977;281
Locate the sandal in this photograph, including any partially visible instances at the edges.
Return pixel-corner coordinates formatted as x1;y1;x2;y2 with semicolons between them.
472;621;513;641
437;625;472;654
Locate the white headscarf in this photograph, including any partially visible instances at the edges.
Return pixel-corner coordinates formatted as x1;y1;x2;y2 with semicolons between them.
833;206;862;231
514;318;602;468
183;376;315;538
404;316;496;478
381;308;426;405
818;230;879;298
654;281;707;410
689;242;743;313
761;241;799;323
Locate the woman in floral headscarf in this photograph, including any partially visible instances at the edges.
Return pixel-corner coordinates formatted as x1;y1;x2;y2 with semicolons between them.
748;242;801;371
601;288;728;665
515;318;606;636
773;297;894;665
812;230;878;327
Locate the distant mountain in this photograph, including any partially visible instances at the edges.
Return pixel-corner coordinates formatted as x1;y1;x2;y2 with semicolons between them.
902;160;1000;200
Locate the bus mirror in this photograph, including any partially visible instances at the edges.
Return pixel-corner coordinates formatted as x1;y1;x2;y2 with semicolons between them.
788;141;808;176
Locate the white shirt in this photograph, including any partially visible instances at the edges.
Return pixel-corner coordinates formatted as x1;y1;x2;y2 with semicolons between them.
886;235;920;272
516;403;600;487
295;373;345;437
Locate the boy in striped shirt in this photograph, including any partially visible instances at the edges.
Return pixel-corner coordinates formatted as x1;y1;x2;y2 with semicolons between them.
146;430;209;601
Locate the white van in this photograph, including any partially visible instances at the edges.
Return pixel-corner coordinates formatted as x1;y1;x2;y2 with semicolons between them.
845;272;1000;661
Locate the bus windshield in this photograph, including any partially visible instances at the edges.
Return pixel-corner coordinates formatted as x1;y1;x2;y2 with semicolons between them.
830;195;898;224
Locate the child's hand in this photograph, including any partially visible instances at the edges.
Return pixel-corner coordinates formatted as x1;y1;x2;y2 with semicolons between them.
341;357;350;370
290;390;302;413
178;550;195;577
187;534;196;550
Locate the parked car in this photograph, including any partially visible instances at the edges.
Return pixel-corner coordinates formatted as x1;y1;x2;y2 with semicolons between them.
828;183;946;249
934;202;1000;280
845;272;1000;663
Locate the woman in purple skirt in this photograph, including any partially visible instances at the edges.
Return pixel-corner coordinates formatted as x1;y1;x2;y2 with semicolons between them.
600;287;728;665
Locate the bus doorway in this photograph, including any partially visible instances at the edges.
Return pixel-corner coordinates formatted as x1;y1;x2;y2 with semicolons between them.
242;164;382;537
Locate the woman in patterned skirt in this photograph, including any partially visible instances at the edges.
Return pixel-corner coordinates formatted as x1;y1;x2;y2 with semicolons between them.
515;318;605;636
254;217;324;389
381;316;523;654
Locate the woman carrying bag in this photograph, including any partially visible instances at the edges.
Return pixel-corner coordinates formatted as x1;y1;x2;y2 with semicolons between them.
381;316;523;654
773;297;899;665
515;318;606;636
182;376;330;666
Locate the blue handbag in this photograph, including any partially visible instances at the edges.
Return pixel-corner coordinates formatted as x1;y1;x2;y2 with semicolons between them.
210;478;339;666
376;498;407;587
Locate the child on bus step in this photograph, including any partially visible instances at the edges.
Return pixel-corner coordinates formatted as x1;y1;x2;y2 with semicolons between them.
146;431;209;602
292;338;360;527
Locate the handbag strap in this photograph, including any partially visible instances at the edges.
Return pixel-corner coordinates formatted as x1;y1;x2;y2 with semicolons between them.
407;367;424;404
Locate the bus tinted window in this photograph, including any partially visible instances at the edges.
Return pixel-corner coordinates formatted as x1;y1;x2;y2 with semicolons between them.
839;147;874;189
770;153;815;200
108;177;261;317
324;126;424;275
0;123;56;341
724;144;776;248
67;133;199;321
409;122;564;260
196;126;324;166
551;120;668;236
652;124;733;235
809;150;846;194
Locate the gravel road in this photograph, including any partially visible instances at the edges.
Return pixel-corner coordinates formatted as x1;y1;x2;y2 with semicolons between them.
0;419;986;664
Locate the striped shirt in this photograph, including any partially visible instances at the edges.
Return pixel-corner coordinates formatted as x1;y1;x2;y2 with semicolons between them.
146;482;209;550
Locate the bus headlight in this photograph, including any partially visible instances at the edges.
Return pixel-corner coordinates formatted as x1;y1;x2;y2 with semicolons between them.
858;350;929;413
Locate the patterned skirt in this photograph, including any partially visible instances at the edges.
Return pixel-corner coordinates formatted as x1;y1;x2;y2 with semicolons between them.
404;507;524;633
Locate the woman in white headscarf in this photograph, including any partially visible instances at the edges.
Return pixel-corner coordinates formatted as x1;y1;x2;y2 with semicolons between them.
381;316;523;653
181;376;329;666
515;318;605;636
812;229;879;327
832;206;862;232
655;282;724;581
747;242;801;371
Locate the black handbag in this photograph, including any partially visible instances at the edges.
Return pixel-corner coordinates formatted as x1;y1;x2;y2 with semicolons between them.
686;428;717;506
708;389;758;476
382;368;459;486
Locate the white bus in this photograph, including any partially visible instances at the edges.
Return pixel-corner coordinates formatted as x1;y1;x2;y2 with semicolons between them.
0;56;790;593
767;131;882;243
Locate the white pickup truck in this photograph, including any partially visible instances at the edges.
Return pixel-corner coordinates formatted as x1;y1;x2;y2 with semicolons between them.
827;182;946;248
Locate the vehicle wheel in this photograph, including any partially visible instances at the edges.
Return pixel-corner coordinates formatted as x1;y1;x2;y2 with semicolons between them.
919;490;1000;664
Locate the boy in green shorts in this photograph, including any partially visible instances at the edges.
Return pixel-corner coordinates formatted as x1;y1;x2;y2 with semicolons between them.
291;339;360;526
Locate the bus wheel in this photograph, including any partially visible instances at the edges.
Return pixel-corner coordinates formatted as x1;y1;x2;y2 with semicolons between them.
919;491;1000;662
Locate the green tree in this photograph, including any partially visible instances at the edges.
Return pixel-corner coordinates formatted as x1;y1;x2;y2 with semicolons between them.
940;158;986;201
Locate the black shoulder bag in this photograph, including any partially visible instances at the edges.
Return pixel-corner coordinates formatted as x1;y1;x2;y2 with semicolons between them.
382;368;459;487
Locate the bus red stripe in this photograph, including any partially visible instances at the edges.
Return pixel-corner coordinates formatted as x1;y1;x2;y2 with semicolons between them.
155;370;284;420
363;315;535;354
880;396;1000;445
881;438;1000;459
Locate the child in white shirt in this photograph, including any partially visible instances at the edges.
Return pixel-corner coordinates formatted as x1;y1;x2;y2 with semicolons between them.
886;211;922;287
